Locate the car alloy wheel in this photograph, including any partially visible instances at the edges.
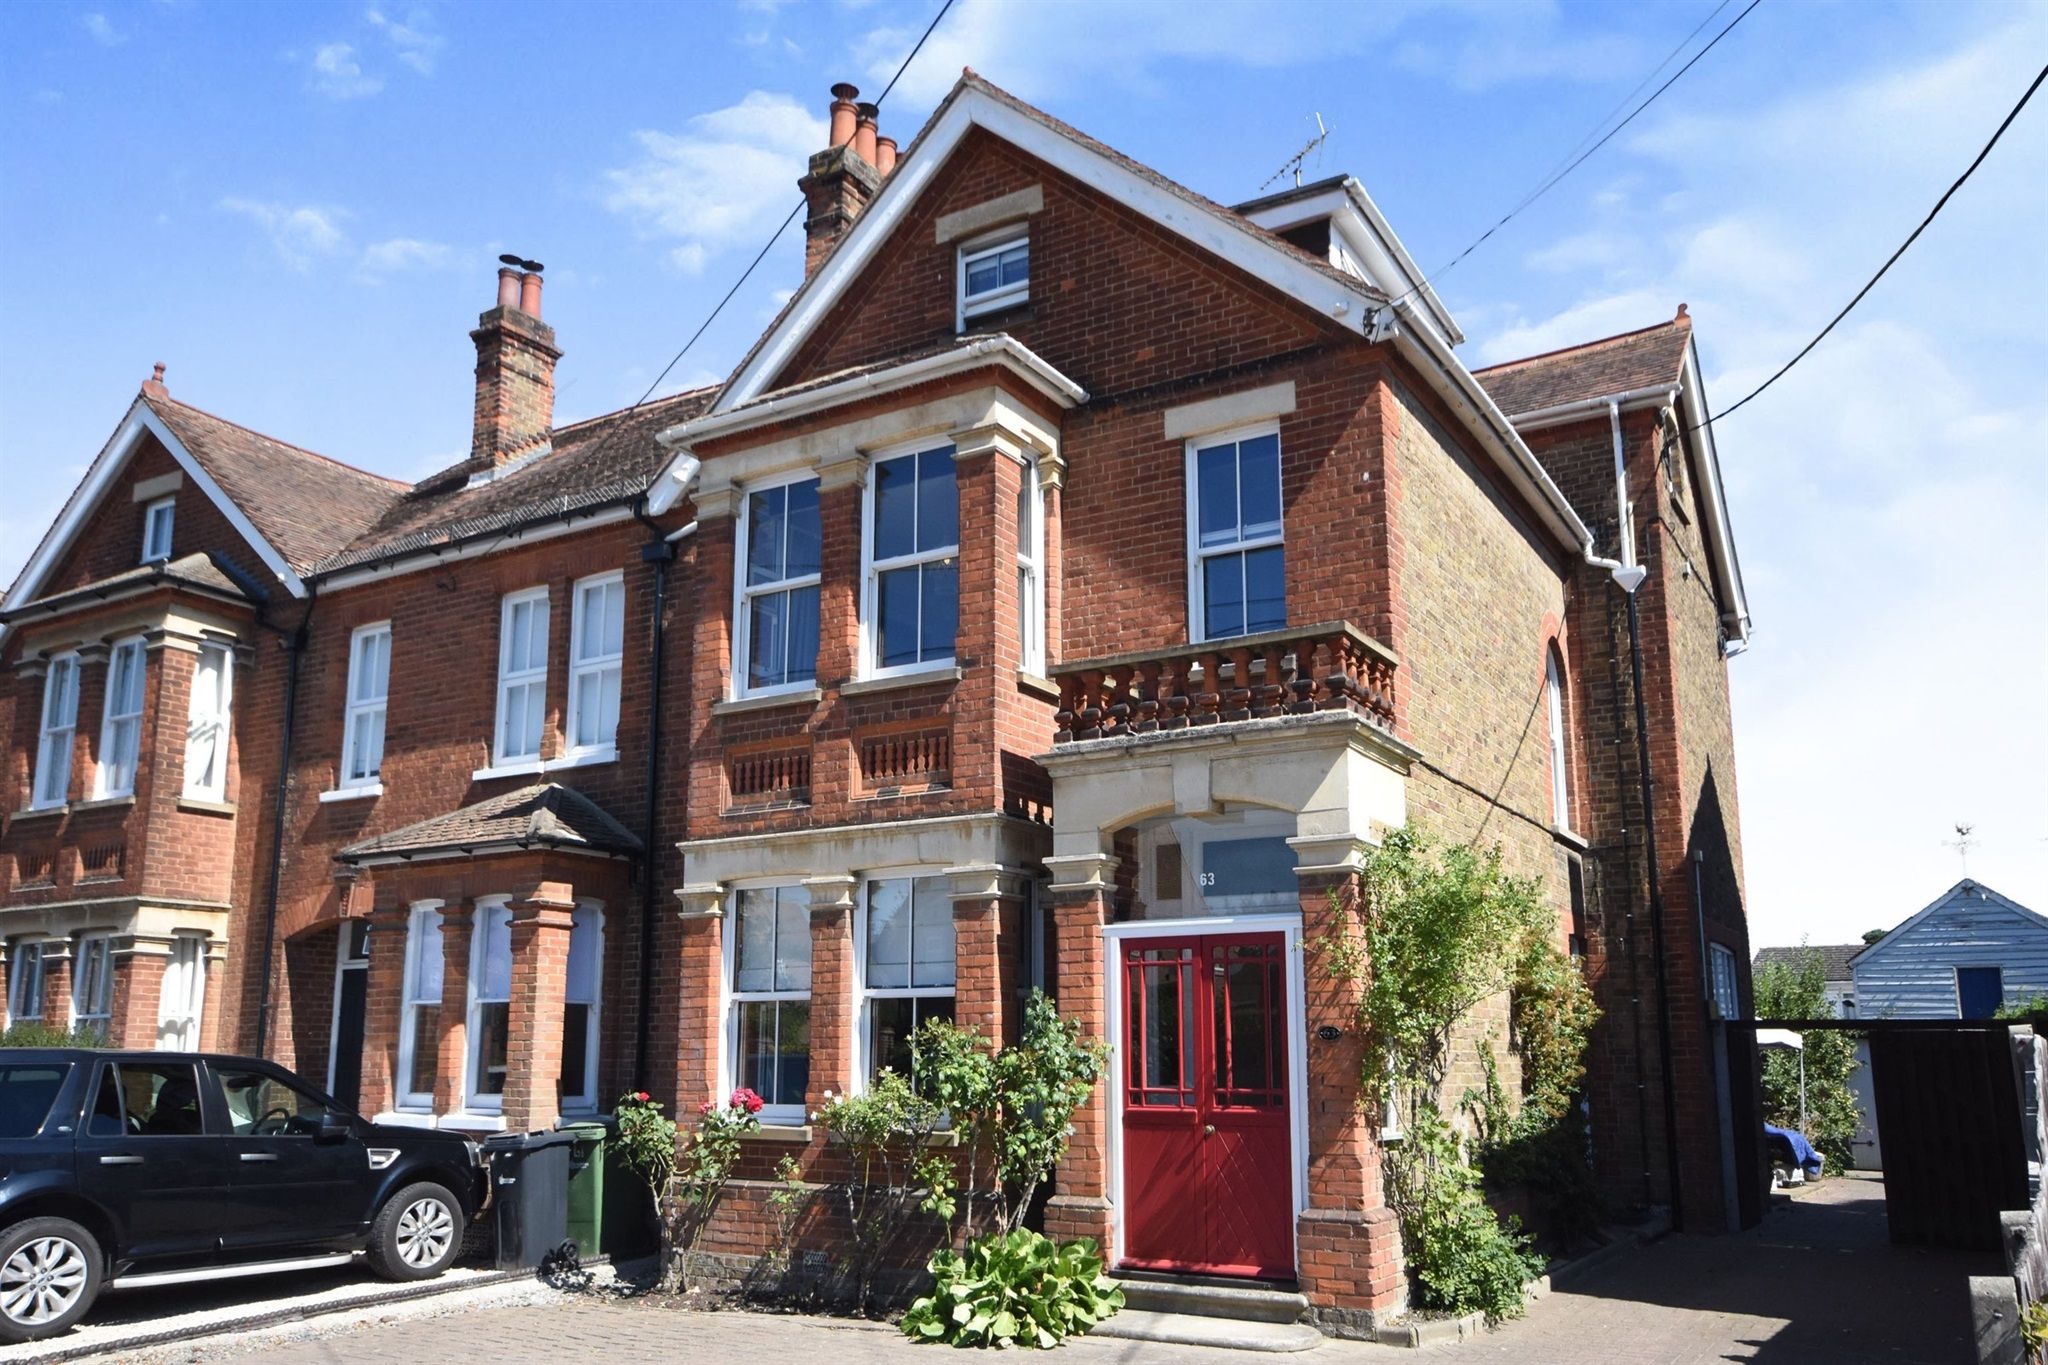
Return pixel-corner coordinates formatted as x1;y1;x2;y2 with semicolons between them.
394;1196;455;1269
0;1235;89;1327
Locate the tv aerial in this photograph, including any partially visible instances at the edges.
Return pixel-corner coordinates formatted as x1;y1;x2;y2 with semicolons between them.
1260;113;1331;192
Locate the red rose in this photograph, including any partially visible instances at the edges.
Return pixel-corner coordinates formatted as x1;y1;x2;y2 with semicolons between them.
731;1088;765;1114
634;1091;650;1102
699;1101;715;1116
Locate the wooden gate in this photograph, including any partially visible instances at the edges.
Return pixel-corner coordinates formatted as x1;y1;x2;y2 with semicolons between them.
1866;1025;2025;1252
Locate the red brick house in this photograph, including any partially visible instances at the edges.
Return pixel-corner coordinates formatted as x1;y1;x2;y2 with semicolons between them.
0;73;1757;1328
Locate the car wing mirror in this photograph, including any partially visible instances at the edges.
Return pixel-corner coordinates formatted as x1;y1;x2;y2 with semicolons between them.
318;1109;354;1142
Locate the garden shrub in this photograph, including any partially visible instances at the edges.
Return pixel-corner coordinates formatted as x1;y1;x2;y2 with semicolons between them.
1751;950;1860;1173
615;1087;762;1293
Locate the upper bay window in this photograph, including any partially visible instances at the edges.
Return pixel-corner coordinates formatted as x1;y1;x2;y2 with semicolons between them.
958;230;1029;327
340;623;390;790
184;642;234;802
737;477;821;695
1187;427;1284;642
32;653;80;810
141;497;175;564
95;638;147;800
567;573;624;760
1016;455;1046;676
495;588;550;765
861;874;956;1081
865;446;958;676
728;886;811;1119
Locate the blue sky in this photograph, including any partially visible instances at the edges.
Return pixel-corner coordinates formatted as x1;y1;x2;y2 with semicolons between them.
3;0;2043;947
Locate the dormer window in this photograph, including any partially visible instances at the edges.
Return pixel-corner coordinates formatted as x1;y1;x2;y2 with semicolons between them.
958;230;1028;327
142;497;175;563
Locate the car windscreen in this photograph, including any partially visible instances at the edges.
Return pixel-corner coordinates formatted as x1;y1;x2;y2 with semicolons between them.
0;1064;70;1138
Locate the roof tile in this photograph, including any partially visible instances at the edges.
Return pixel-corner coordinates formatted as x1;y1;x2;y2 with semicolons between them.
335;783;642;864
1475;319;1692;417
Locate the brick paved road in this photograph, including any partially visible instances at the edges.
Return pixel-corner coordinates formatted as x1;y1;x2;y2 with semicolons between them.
116;1173;1990;1365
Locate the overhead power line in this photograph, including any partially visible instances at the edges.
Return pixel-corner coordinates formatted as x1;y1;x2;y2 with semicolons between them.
1698;60;2047;431
1393;0;1763;310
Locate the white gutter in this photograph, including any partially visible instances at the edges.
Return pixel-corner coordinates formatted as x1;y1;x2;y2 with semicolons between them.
1381;298;1592;556
1504;385;1678;434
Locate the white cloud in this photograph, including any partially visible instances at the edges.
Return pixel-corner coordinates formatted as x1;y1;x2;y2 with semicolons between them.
360;237;454;275
219;198;351;269
81;12;125;45
604;91;825;274
310;42;383;99
366;8;442;75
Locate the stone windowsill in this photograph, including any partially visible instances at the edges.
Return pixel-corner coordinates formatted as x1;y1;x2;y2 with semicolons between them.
839;665;964;698
712;687;824;717
178;797;237;817
471;749;616;783
319;783;383;805
1550;826;1590;852
71;796;136;814
1017;670;1060;701
9;805;68;823
741;1124;814;1144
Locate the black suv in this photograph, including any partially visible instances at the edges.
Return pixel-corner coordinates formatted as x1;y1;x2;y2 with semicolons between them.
0;1050;489;1343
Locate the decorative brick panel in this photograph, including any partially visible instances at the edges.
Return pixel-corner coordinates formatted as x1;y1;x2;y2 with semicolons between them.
727;742;812;808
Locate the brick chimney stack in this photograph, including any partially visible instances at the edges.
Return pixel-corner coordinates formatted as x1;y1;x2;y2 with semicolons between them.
469;258;560;472
799;82;889;277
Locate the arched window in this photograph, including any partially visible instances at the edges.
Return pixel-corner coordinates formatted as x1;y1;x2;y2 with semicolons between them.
1546;647;1572;833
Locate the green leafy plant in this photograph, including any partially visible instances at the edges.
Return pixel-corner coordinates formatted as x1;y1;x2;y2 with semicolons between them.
815;1071;949;1313
0;1022;110;1048
912;990;1108;1243
901;1229;1124;1349
614;1088;762;1293
2021;1297;2048;1354
1751;949;1861;1173
1387;1110;1544;1323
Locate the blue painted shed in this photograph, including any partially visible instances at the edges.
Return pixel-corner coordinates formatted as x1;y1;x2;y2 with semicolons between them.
1851;879;2048;1019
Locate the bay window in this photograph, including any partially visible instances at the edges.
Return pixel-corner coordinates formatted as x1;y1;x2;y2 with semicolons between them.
96;638;146;799
865;446;958;675
1186;426;1284;641
156;936;206;1051
397;904;444;1110
1016;456;1045;675
494;588;550;765
184;642;234;801
72;934;114;1039
560;903;604;1112
339;623;390;790
737;477;821;694
861;875;955;1081
728;886;811;1118
466;898;513;1111
32;653;79;809
567;574;624;759
8;943;44;1023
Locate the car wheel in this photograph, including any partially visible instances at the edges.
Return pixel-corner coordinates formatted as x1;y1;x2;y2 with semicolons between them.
367;1182;462;1280
0;1217;103;1344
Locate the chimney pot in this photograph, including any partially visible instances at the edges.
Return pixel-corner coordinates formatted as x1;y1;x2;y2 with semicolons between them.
828;83;860;148
142;362;168;399
875;135;898;177
853;102;879;165
497;267;522;309
519;271;543;318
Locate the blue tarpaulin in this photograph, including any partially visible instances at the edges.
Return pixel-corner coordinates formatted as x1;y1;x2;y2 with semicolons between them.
1764;1123;1824;1178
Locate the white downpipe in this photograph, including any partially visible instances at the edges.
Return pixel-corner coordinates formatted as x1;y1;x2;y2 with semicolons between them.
1583;397;1649;594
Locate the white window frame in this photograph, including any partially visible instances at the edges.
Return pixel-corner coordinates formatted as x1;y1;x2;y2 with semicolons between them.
339;623;390;791
396;902;445;1111
724;883;812;1123
1709;942;1740;1019
183;641;234;801
1184;423;1285;644
565;573;624;762
72;934;114;1038
141;496;175;564
95;637;147;800
493;588;551;766
1546;648;1572;833
860;442;960;679
854;869;957;1085
1016;455;1045;676
464;896;514;1114
733;473;824;699
561;901;605;1114
956;227;1029;328
8;942;45;1023
31;653;80;810
156;935;207;1051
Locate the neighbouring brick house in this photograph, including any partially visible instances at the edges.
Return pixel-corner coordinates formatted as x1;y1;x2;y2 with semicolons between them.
0;73;1759;1328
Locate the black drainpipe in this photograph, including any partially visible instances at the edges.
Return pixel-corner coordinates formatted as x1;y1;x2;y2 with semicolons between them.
631;500;678;1089
1624;587;1684;1229
253;587;315;1058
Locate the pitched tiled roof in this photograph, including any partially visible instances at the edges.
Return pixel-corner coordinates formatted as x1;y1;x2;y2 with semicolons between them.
335;783;642;865
1753;944;1863;984
145;394;406;575
313;386;717;575
1474;318;1693;417
0;551;261;623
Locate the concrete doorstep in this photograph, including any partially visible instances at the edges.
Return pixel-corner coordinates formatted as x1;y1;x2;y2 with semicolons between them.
1094;1276;1325;1352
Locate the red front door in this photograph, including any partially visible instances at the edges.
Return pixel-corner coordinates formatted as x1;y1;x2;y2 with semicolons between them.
1120;931;1292;1279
